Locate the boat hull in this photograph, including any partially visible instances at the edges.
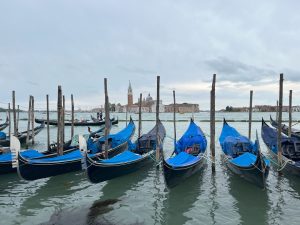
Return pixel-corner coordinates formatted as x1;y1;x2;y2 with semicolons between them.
17;142;128;180
0;162;16;174
86;151;154;183
225;158;269;188
163;157;206;188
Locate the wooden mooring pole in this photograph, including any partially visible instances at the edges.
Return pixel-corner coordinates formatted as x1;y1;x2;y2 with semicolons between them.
31;96;35;144
104;78;110;159
210;74;216;172
17;105;19;133
57;86;63;155
277;74;283;166
173;90;177;150
26;96;32;148
155;76;160;166
8;103;11;136
46;95;50;149
12;91;17;136
138;93;142;139
248;90;253;139
71;94;74;138
62;95;65;146
288;90;292;137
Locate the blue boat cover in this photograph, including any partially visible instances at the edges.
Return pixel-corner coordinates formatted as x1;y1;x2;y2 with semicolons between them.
0;150;45;162
29;150;81;163
87;121;135;154
175;120;207;154
219;122;257;157
0;131;6;140
230;152;257;167
166;152;200;168
101;150;142;164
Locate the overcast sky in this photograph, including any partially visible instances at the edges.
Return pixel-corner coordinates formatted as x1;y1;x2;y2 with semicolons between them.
1;0;300;110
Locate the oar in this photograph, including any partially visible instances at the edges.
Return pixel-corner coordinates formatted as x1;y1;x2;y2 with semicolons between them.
10;135;21;169
79;135;87;170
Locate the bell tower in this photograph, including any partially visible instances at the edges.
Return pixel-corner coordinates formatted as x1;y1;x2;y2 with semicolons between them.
128;81;133;106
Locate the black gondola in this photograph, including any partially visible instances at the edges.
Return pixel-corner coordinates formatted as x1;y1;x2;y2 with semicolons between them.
261;118;300;176
0;123;45;147
219;119;270;188
0;117;9;131
34;117;118;126
270;115;300;139
84;120;166;183
15;119;135;180
162;119;207;188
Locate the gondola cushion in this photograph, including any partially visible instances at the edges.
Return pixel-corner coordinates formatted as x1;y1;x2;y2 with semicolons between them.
166;152;199;168
230;152;256;167
101;150;142;164
0;132;6;140
0;150;44;162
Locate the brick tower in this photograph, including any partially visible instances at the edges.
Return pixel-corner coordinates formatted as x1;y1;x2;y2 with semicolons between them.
128;81;133;106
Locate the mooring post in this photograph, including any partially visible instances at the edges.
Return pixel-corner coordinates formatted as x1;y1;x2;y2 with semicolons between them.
17;105;19;133
62;95;65;146
26;96;32;148
277;74;283;166
31;96;35;144
8;103;11;136
288;90;292;137
155;76;160;166
57;85;63;155
248;90;253;139
173;90;177;150
104;78;110;159
46;94;50;149
210;74;216;172
138;93;142;139
276;100;279;121
12;91;17;136
71;94;74;138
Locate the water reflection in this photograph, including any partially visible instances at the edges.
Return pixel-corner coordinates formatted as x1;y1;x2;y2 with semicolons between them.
228;174;269;225
162;168;205;225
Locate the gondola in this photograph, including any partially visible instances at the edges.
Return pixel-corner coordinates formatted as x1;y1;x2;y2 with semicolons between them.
261;118;300;176
270;116;300;139
15;119;135;180
219;119;270;188
0;117;9;131
162;119;207;188
0;123;45;147
34;117;118;126
84;120;166;183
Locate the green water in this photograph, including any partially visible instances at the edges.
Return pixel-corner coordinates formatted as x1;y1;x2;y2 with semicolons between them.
0;112;300;225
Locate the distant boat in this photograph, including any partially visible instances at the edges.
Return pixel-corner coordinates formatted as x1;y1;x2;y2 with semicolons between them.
35;117;118;126
261;118;300;177
162;119;207;188
219;119;270;188
85;120;166;183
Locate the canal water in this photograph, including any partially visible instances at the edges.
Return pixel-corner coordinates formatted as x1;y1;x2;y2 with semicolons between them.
0;112;300;225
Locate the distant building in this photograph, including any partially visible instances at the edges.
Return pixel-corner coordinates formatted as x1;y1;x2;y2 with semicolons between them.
128;81;133;106
164;103;199;113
